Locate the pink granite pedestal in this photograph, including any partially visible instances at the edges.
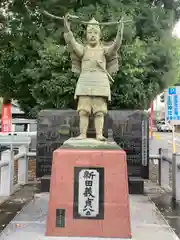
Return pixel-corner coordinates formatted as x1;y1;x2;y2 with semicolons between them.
46;140;131;238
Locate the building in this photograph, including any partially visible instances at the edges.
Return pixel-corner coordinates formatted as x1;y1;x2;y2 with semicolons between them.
11;100;25;118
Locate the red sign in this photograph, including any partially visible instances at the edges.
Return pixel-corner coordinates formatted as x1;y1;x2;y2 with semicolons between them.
1;104;12;132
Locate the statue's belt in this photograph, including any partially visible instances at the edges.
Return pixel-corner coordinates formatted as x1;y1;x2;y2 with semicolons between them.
96;61;114;83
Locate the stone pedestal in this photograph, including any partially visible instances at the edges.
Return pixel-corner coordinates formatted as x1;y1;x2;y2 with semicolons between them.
46;138;131;238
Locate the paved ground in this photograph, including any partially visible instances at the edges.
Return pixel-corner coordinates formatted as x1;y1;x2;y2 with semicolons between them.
152;192;180;238
0;181;179;240
0;184;39;232
150;131;180;156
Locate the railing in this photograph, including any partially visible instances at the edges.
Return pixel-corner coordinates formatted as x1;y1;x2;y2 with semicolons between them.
0;140;179;203
0;145;36;197
0;132;36;137
150;148;180;202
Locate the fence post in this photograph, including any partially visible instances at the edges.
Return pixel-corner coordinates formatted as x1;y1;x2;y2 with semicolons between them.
172;153;180;201
0;150;14;196
18;145;28;185
158;148;170;189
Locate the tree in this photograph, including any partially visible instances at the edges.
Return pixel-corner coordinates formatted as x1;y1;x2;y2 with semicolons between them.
0;0;180;116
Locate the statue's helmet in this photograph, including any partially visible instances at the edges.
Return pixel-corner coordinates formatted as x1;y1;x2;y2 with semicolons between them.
87;17;101;33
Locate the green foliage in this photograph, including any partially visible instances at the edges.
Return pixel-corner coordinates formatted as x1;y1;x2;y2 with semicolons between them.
0;0;180;116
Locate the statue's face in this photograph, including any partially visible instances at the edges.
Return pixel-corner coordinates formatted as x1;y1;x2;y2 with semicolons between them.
86;27;101;46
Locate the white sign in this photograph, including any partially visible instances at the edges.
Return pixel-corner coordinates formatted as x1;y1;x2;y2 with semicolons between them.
165;87;180;125
141;120;148;166
78;169;99;217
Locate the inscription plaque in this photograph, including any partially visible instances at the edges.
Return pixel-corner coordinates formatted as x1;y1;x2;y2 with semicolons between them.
108;110;149;178
56;209;65;228
36;109;149;179
36;110;78;177
73;167;104;219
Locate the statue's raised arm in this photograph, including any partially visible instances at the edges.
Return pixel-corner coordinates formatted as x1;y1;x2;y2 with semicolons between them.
104;19;124;57
64;13;84;59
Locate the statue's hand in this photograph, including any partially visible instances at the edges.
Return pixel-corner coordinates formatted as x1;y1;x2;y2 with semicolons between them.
64;13;71;32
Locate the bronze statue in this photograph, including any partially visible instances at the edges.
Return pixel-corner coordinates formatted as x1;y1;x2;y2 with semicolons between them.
42;11;124;141
64;14;124;141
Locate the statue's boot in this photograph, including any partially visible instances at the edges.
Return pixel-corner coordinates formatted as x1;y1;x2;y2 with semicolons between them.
76;110;89;140
95;112;106;141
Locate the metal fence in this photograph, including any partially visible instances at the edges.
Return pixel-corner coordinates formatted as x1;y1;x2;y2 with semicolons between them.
0;135;36;197
0;147;36;196
149;148;180;201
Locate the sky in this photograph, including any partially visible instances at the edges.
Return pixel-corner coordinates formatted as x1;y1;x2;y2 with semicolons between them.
173;20;180;37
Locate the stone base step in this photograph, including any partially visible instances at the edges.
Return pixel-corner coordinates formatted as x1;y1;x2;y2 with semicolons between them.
128;177;144;194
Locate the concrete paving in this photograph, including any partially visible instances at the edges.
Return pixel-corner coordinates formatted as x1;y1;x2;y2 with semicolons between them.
0;184;39;232
150;132;180;156
0;190;179;240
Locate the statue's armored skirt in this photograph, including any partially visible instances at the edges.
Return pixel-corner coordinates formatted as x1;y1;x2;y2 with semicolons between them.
74;71;111;101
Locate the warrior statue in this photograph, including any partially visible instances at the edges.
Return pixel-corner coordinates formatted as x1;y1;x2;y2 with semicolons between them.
64;14;124;141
